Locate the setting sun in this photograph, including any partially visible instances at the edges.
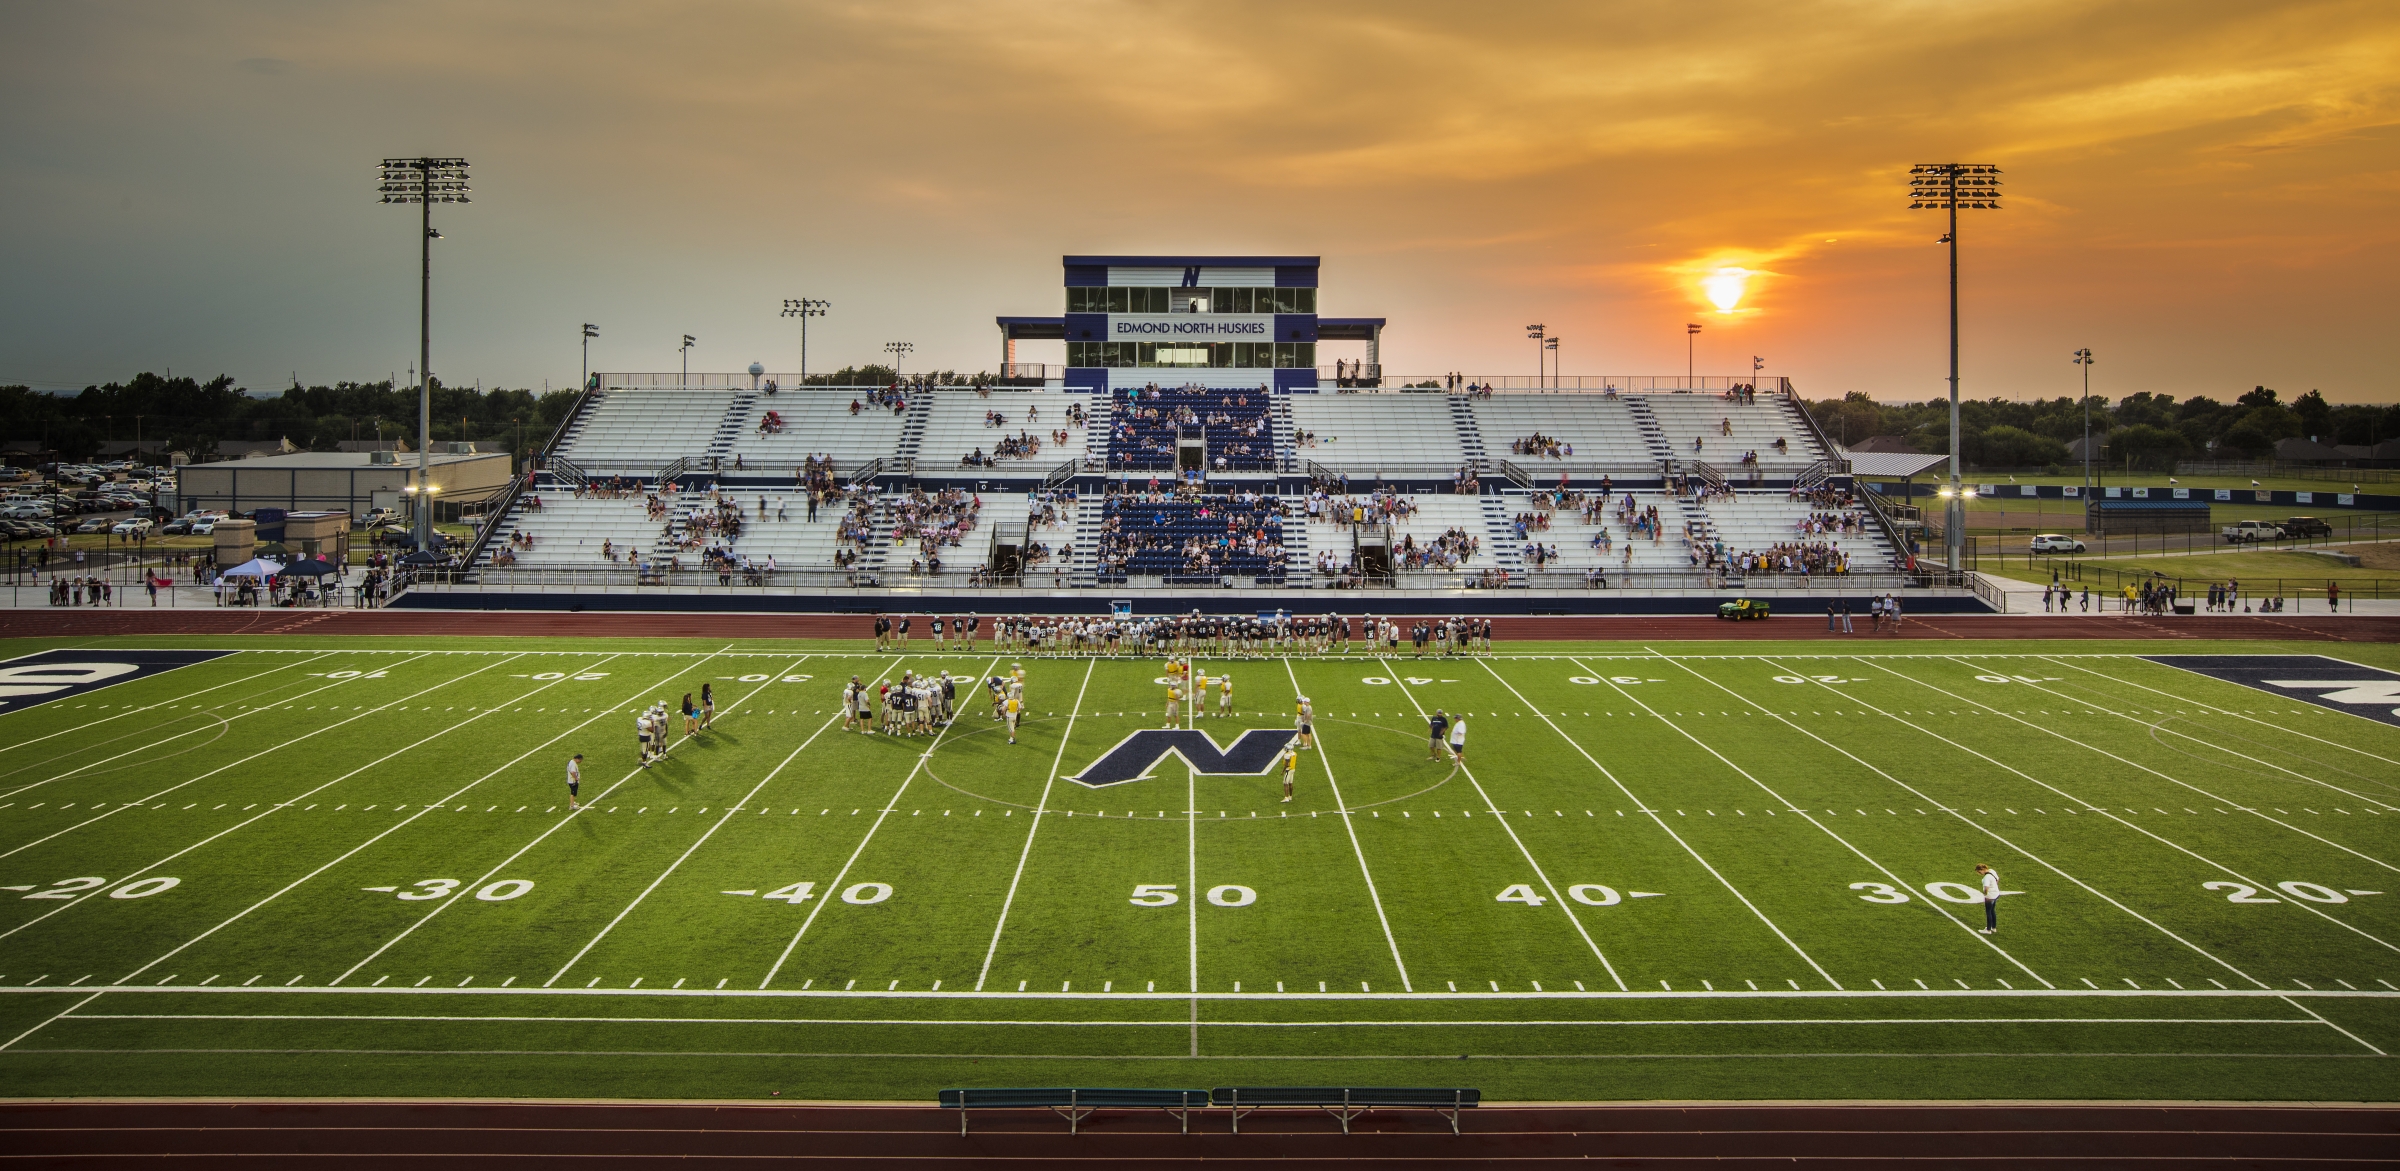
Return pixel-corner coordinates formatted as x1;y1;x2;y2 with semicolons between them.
1702;267;1752;314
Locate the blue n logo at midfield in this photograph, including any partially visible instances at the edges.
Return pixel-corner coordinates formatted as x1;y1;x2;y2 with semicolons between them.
1067;729;1296;788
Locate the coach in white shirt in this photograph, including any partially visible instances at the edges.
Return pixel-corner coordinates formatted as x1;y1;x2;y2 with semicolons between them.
1976;864;2000;933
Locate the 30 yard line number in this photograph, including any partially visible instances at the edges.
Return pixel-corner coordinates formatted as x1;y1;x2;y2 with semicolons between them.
360;879;534;902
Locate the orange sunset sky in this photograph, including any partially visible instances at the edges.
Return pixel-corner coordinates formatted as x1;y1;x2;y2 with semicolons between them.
3;0;2395;401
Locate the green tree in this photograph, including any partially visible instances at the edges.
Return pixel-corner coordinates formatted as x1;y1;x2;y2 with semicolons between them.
2106;424;2190;471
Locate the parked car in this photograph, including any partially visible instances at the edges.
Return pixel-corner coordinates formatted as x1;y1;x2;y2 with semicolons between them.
189;519;218;536
2029;533;2087;554
1716;598;1772;620
74;516;114;534
2281;516;2333;539
110;518;154;537
2221;520;2286;543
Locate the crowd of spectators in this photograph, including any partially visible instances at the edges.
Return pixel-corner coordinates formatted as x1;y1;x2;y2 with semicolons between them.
1108;386;1275;471
1096;482;1287;582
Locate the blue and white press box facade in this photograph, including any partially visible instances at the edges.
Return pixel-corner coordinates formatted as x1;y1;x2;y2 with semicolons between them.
997;254;1384;392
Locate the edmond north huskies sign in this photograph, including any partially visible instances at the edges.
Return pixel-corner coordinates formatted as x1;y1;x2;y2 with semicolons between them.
0;649;234;711
2144;654;2400;729
1067;728;1297;788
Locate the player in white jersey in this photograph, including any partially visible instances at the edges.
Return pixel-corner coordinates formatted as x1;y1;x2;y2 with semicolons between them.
1217;672;1233;716
1295;695;1314;750
635;709;654;767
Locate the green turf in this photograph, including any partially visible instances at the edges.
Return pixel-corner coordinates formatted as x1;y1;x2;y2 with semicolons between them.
1;634;2397;1102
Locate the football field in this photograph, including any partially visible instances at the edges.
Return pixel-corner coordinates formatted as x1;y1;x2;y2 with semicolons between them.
1;633;2397;1103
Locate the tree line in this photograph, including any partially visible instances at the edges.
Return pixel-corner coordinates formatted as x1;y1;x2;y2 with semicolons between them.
1804;387;2399;471
1;365;996;463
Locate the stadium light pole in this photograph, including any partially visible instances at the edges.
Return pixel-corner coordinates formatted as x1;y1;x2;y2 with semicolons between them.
1686;322;1701;386
680;334;697;386
379;156;470;551
1525;324;1545;387
581;323;598;393
884;340;914;382
1545;336;1560;388
1910;162;2002;573
2074;347;2096;498
782;298;829;385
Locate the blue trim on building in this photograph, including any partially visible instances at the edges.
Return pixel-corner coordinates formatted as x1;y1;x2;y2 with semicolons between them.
1275;265;1319;288
1065;255;1319;269
1274;368;1319;392
1274;314;1317;343
1064;366;1105;392
1064;265;1107;287
1063;313;1106;342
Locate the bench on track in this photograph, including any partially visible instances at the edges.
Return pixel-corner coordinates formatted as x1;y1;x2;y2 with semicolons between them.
1213;1086;1480;1134
936;1088;1209;1135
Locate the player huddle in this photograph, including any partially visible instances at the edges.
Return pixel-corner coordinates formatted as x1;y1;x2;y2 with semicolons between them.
841;670;965;737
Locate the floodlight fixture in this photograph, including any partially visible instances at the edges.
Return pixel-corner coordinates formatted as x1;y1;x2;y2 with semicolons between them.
378;155;470;548
1910;163;2003;574
580;323;600;393
1544;336;1560;388
782;298;831;384
1526;324;1545;384
1685;322;1702;386
884;340;915;380
680;334;697;386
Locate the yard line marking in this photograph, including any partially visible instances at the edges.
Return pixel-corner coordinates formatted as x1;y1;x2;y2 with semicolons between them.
2049;656;2400;785
1402;660;1626;990
2033;657;2400;814
1285;658;1411;993
547;655;852;988
328;647;743;986
759;656;1001;990
0;990;105;1052
973;659;1095;991
1479;658;1822;990
1871;658;2400;962
0;650;515;942
1625;653;2050;989
0;651;368;806
0;651;340;790
1734;653;2270;989
1930;655;2400;875
110;655;633;986
2281;995;2388;1055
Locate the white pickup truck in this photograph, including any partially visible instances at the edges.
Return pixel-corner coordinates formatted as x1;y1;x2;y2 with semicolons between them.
2221;520;2286;543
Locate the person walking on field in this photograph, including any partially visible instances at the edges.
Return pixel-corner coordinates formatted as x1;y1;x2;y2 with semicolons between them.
1426;708;1450;762
1446;713;1467;766
1976;863;2001;933
566;753;583;811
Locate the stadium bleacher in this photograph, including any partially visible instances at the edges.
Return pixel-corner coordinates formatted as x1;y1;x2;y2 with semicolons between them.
473;382;1907;591
1108;387;1276;472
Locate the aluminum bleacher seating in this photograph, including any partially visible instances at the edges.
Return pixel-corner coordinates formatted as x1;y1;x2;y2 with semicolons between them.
1469;395;1656;471
559;390;741;475
919;389;1094;471
1284;394;1461;472
719;390;909;472
1643;393;1823;475
1096;491;1289;583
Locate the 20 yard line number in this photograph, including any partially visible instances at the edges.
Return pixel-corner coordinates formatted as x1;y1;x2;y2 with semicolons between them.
2204;880;2382;905
5;876;181;900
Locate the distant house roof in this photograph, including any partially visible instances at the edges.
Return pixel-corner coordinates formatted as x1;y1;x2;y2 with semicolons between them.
1845;435;1921;454
95;440;172;456
334;439;409;453
2275;437;2348;462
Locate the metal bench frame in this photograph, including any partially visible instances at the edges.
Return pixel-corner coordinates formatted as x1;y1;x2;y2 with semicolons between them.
1216;1087;1476;1135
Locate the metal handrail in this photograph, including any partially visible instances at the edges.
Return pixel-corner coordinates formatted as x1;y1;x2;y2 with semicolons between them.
1043;459;1076;489
1498;460;1532;489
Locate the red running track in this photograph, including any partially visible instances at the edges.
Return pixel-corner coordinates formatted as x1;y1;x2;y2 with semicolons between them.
2;1100;2393;1167
2;608;2395;642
